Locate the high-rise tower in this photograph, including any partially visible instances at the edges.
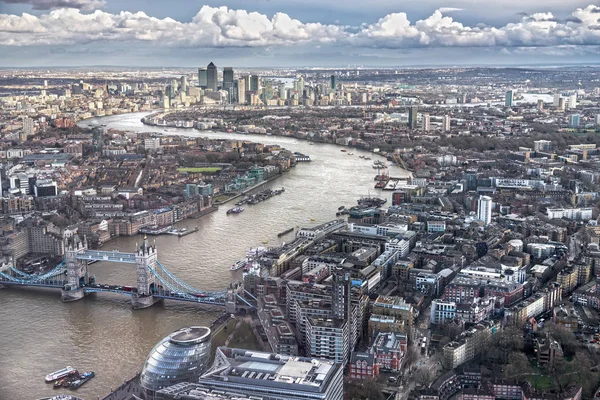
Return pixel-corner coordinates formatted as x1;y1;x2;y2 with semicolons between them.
206;62;218;92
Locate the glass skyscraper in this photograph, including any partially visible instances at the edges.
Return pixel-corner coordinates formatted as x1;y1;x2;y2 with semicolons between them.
206;62;218;92
197;67;207;88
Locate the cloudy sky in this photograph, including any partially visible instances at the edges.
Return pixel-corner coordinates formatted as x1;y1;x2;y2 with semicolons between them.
0;0;599;67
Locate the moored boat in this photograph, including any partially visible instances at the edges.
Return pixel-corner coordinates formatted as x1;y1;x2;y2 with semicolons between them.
70;372;95;389
230;258;249;271
45;367;77;383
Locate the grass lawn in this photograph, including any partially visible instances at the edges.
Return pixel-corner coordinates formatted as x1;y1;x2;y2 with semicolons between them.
527;375;555;391
228;321;262;351
178;167;222;173
213;194;233;202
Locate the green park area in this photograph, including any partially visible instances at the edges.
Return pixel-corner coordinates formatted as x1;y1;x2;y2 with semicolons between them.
178;167;222;173
210;319;261;361
527;374;554;391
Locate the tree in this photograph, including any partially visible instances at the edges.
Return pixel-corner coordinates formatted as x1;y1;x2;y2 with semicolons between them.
504;352;532;378
414;368;434;387
345;379;386;400
548;326;578;358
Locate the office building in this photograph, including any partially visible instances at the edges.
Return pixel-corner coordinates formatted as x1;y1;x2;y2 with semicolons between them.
443;115;451;132
250;75;260;92
206;62;218;92
180;75;188;94
330;75;337;91
33;179;58;197
595;114;600;127
157;347;343;400
222;67;234;90
505;90;514;107
197;67;207;88
477;195;493;226
569;114;581;128
408;106;418;129
236;77;247;105
140;326;212;393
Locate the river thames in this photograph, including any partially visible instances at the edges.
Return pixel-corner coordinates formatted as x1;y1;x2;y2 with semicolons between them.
0;112;408;399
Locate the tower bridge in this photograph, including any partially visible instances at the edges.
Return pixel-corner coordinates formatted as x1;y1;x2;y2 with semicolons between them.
0;236;252;311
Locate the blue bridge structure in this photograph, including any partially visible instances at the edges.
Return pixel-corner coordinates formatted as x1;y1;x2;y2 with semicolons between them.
0;236;254;310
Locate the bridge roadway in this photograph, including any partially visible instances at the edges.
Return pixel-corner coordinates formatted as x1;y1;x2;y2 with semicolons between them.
77;250;137;264
0;278;228;306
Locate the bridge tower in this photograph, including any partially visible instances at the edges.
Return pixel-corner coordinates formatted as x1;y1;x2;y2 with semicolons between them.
131;235;160;309
61;236;89;302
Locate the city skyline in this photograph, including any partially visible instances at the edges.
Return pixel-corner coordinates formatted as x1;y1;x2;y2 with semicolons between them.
0;0;600;67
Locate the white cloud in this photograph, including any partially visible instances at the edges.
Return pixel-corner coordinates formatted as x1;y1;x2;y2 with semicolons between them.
0;0;105;11
0;4;599;50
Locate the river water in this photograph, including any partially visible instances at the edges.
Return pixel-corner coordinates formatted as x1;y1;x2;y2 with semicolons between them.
0;112;408;400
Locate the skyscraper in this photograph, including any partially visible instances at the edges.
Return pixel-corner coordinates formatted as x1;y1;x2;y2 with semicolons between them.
222;67;234;90
408;106;418;130
249;75;260;92
179;76;188;95
505;90;514;107
197;68;207;88
537;99;544;112
477;195;493;226
330;75;337;91
206;62;217;92
236;78;246;105
294;75;304;96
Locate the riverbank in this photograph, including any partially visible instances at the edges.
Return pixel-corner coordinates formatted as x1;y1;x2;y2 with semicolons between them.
212;173;284;206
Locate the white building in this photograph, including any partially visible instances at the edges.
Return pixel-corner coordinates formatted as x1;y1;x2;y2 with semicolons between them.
443;115;451;132
477;195;493;226
144;137;162;151
546;207;592;221
430;300;457;324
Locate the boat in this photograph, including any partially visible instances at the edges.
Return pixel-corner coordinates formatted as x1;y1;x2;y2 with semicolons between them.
277;228;294;237
338;206;345;211
70;372;95;389
309;142;314;145
226;207;244;215
247;247;268;258
230;259;249;271
348;152;354;155
45;367;77;383
340;149;347;152
38;395;85;400
310;218;316;221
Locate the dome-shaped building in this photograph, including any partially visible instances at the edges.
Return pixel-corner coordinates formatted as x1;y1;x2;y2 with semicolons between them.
140;326;212;393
